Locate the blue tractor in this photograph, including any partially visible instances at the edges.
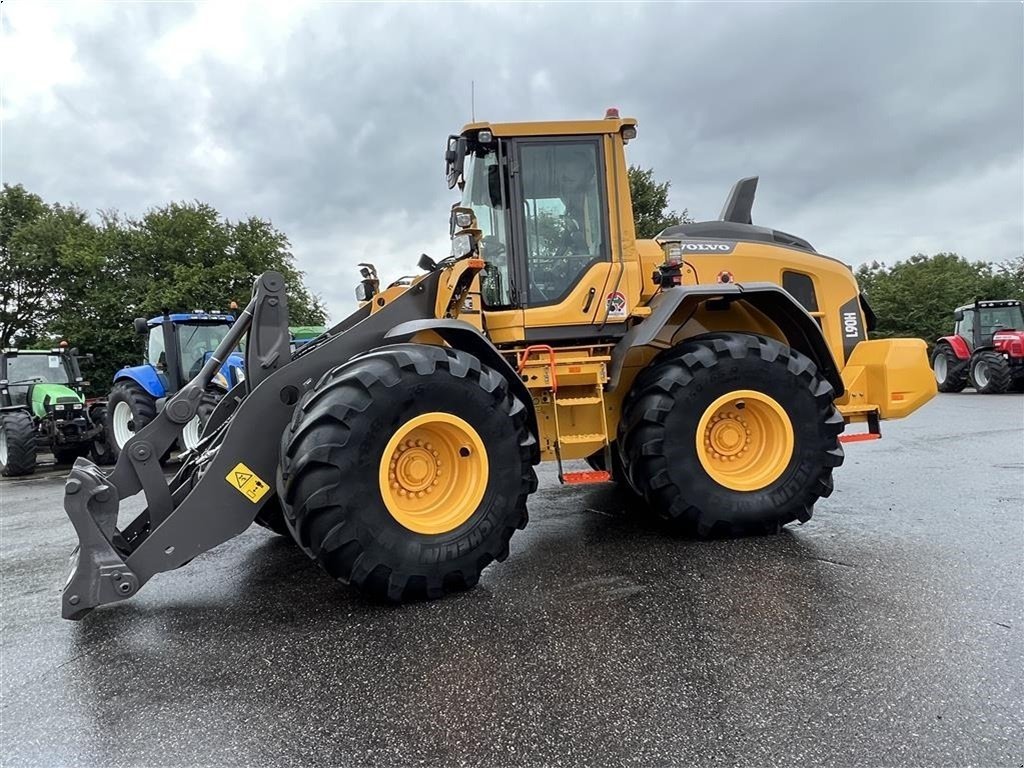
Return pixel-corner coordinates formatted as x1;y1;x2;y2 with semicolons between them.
106;311;246;459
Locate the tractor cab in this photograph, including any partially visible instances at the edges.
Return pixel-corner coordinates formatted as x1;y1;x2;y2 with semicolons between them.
0;347;84;413
953;300;1024;350
128;311;244;396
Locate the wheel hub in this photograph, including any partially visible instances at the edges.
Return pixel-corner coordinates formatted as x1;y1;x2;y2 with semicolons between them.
389;441;441;497
379;412;488;535
696;390;795;492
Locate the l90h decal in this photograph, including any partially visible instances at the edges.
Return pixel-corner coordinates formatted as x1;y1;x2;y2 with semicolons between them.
839;295;866;361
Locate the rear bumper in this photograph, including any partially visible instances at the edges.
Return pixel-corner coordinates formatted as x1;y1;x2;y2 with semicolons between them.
837;338;936;422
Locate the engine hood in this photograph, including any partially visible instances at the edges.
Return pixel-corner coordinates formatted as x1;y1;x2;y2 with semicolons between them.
30;383;84;419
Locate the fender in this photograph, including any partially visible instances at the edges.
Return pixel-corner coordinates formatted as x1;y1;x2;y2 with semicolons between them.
385;318;540;461
113;364;166;399
936;335;970;360
608;282;844;395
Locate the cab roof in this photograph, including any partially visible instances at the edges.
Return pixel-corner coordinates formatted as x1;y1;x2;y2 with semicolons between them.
955;299;1022;312
148;312;235;326
461;114;637;138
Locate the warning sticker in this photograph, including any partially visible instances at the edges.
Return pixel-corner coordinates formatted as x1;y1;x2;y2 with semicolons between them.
226;462;271;504
605;290;628;319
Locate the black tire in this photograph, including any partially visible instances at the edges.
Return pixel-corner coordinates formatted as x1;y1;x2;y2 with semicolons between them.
1;410;37;477
87;405;116;465
618;333;844;536
279;344;537;602
53;443;91;465
254;497;292;537
931;343;969;393
971;351;1012;394
106;381;158;460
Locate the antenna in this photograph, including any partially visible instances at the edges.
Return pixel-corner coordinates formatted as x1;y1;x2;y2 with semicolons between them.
471;80;475;122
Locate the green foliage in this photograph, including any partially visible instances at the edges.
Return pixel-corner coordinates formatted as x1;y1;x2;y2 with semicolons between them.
0;184;327;394
628;166;692;239
856;253;1024;343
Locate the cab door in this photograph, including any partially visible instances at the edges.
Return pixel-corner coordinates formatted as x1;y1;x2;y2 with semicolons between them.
509;136;626;340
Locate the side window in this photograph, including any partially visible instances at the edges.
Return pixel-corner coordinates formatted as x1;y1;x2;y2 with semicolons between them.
958;310;975;342
147;329;166;371
519;140;608;306
782;271;819;312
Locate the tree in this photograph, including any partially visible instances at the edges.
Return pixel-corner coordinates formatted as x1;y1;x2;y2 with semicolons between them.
856;252;1024;343
628;166;692;239
52;201;327;392
0;184;93;347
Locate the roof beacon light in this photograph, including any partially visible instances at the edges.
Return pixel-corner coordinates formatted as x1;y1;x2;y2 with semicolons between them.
605;107;620;120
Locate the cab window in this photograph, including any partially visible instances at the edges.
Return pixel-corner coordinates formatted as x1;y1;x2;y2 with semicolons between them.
518;140;608;306
147;328;167;371
782;271;819;312
957;310;976;343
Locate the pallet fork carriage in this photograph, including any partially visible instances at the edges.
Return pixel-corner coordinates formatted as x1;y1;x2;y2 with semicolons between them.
61;113;937;619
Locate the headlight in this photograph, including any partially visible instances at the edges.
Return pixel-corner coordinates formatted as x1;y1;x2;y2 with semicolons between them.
455;211;473;229
232;366;245;383
451;233;474;259
213;372;229;389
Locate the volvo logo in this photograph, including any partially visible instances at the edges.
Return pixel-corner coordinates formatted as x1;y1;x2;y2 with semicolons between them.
672;241;736;253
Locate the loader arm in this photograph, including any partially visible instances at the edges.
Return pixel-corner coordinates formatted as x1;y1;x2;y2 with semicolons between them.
61;269;448;619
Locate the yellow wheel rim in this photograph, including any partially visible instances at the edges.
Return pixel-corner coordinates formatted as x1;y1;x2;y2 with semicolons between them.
379;412;489;535
695;390;794;492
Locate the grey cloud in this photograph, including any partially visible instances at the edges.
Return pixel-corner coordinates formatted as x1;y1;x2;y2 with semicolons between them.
5;2;1021;320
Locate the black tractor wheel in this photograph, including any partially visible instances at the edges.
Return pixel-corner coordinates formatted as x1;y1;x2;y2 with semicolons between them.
931;343;969;393
0;410;37;477
279;344;537;602
971;351;1012;394
53;443;91;465
87;405;116;465
106;381;158;460
618;333;844;536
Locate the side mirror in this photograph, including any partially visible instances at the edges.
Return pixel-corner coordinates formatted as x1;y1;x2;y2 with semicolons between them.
953;309;964;322
417;253;438;272
134;317;149;335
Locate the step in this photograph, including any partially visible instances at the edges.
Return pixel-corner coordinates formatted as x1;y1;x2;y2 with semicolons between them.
561;470;612;485
555;396;603;406
559;433;607;445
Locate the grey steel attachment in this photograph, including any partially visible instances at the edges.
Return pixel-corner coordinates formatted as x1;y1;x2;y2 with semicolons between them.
60;269;452;619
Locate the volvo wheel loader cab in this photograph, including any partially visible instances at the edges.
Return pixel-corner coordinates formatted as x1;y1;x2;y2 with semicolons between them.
106;310;245;458
60;112;936;619
932;300;1024;394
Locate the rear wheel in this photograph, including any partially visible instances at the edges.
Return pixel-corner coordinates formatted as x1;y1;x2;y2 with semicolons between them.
619;333;844;536
0;410;37;477
931;343;968;393
87;405;116;465
971;351;1011;394
279;344;537;602
107;381;158;459
180;388;223;452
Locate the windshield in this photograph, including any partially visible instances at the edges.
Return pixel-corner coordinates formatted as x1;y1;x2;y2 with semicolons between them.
979;305;1024;333
6;353;72;386
462;148;514;306
177;322;233;379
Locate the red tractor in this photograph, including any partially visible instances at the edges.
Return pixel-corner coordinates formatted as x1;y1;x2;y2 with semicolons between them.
932;299;1024;393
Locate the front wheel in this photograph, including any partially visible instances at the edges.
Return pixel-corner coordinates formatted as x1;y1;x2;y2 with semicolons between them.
971;351;1011;394
180;388;224;452
0;410;37;477
279;344;537;602
619;333;844;536
106;381;159;460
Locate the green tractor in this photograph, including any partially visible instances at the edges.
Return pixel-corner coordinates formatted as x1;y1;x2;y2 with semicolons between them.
0;346;112;477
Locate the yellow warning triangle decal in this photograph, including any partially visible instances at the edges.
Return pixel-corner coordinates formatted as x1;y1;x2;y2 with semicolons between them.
233;471;252;488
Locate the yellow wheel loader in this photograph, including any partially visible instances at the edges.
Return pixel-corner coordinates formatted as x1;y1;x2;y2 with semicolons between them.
60;111;936;618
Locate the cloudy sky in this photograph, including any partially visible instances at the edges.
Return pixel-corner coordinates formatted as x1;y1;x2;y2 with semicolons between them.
2;1;1022;321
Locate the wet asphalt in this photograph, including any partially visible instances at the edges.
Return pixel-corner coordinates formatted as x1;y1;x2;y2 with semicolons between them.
1;393;1022;767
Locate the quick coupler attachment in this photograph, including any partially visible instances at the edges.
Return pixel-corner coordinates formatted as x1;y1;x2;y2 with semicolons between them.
61;458;144;620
